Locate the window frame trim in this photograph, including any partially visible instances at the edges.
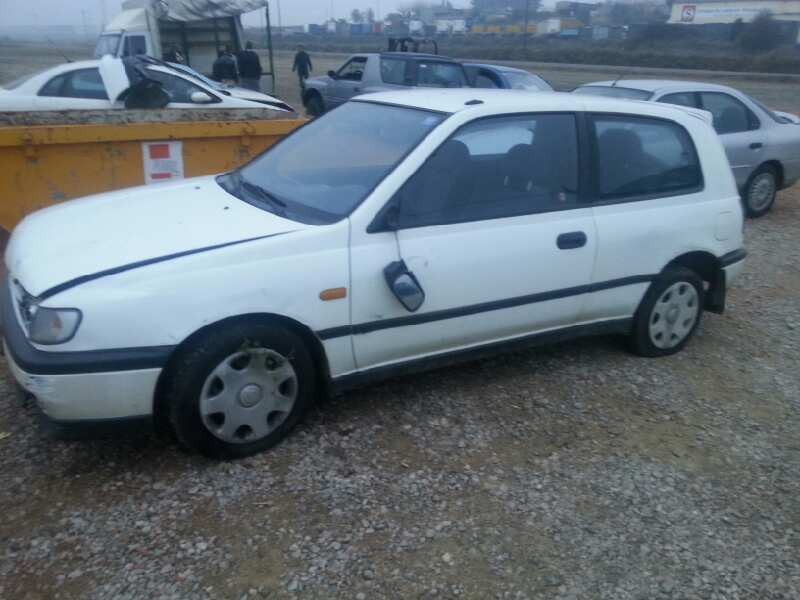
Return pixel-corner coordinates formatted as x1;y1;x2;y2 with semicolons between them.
368;111;588;234
586;111;706;207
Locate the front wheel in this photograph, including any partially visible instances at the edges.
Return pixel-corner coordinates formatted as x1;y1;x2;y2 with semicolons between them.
743;164;778;218
305;95;324;117
165;319;315;459
629;267;705;357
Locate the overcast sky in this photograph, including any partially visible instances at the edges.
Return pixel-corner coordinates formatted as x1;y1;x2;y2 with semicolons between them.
0;0;472;29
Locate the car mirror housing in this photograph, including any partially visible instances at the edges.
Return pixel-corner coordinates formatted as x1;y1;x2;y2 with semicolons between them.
383;260;425;312
190;91;214;104
327;70;338;79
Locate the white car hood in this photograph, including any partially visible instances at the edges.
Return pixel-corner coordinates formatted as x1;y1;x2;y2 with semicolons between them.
6;176;303;298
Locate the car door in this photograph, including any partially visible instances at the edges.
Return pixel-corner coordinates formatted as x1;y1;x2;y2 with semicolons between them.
329;57;367;107
586;113;707;323
34;67;112;110
698;91;766;187
349;112;597;370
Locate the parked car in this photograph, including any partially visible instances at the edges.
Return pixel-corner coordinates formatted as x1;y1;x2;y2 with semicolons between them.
302;52;469;116
4;89;745;458
573;80;800;217
463;63;553;91
0;56;293;112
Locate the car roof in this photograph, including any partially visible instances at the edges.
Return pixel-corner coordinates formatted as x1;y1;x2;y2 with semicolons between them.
581;79;740;95
379;52;455;61
355;88;708;121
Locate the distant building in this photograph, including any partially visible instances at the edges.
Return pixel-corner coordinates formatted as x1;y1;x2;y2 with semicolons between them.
668;0;800;24
435;17;468;33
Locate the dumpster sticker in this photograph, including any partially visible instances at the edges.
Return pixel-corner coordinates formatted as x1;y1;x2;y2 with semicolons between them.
680;5;696;22
142;141;184;184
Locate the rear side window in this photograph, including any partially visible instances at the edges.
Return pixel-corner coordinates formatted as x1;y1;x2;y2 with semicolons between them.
412;61;467;88
592;115;702;201
381;58;408;85
395;113;579;228
123;35;147;56
39;68;108;100
699;92;759;134
473;70;500;89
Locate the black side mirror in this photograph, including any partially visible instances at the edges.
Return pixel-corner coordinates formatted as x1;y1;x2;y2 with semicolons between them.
383;260;425;312
327;70;338;79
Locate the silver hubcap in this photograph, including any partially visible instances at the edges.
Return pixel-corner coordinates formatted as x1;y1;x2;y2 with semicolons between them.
648;281;699;349
748;173;775;211
200;348;298;444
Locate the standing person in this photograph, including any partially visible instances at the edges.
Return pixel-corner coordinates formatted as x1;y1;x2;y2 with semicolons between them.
236;41;263;92
212;46;238;86
292;44;313;90
163;44;185;64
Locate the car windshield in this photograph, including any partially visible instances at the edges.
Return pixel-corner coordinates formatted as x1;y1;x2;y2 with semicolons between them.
219;102;446;224
573;85;652;100
94;34;122;58
504;71;552;91
169;63;224;91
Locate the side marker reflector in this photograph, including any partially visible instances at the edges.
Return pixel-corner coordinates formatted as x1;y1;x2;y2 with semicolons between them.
319;287;347;301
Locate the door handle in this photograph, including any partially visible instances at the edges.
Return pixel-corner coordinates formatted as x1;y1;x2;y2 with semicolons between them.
354;86;361;92
557;231;587;250
749;142;763;150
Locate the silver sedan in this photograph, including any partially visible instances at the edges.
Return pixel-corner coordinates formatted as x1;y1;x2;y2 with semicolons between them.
574;80;800;217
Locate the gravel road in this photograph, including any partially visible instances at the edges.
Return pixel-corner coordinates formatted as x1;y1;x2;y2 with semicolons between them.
1;185;799;599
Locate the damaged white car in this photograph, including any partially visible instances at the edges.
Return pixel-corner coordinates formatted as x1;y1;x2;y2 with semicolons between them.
0;55;293;112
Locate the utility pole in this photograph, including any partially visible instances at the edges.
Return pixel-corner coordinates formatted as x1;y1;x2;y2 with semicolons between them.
523;0;530;54
276;0;282;34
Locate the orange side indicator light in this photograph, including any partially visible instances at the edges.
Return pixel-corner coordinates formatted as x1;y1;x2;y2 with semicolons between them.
319;287;347;301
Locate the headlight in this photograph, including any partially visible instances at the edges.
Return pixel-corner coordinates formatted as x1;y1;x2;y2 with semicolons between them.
29;307;82;345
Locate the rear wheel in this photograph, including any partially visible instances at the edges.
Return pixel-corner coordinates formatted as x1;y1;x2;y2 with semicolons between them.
743;164;778;218
165;319;315;459
305;94;325;117
630;267;704;357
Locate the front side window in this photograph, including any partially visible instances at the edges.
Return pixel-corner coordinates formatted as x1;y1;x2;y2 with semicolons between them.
94;33;121;58
39;68;108;100
122;35;147;57
394;113;579;229
337;57;366;81
413;61;467;88
224;102;445;224
699;92;759;134
592;115;702;201
573;85;652;100
144;68;212;103
658;92;698;108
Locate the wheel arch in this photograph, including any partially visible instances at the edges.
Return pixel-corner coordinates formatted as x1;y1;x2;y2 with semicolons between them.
662;250;724;313
301;87;323;107
152;312;332;430
761;159;784;189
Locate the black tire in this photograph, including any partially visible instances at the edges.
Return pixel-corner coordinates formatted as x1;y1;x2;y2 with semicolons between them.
164;319;315;459
305;94;325;117
629;267;705;358
742;164;778;218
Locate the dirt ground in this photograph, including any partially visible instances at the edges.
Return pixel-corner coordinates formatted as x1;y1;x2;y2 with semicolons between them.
1;40;800;599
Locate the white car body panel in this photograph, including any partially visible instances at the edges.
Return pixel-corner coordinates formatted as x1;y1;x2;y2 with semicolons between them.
4;90;745;425
99;55;130;102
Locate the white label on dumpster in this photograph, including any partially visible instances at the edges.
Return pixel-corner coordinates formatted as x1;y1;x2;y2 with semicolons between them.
142;141;184;184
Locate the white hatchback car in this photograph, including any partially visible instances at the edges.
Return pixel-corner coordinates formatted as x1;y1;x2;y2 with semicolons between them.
3;90;745;458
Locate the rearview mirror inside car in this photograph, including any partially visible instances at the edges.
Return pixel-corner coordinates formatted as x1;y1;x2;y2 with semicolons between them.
384;260;425;313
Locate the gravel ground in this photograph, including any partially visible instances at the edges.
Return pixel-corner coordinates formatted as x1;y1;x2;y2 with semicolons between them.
1;185;799;599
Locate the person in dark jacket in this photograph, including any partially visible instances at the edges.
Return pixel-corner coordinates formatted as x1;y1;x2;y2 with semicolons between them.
292;44;313;90
212;46;238;85
163;44;185;64
236;41;263;91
